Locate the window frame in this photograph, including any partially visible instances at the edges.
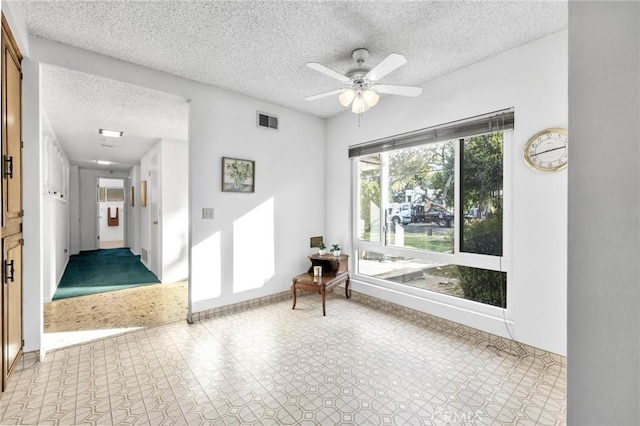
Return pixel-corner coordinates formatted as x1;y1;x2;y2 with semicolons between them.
350;122;513;313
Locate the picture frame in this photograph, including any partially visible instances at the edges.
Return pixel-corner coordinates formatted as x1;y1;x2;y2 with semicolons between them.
222;157;255;193
140;180;147;207
130;186;135;207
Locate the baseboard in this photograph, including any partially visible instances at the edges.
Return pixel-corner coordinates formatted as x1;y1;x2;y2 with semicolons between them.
189;291;291;322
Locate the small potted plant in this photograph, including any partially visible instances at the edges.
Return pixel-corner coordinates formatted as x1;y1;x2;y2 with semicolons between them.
318;242;327;255
331;243;341;256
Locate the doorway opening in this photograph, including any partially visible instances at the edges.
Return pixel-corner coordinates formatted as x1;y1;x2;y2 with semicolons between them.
97;177;125;249
39;64;190;354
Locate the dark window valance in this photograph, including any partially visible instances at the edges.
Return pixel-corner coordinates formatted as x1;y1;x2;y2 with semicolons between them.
348;108;514;158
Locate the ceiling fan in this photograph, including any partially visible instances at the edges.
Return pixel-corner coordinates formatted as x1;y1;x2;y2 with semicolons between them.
305;48;423;113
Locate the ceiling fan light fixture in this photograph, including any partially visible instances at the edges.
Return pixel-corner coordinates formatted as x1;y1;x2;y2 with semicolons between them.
306;49;421;122
351;93;370;114
339;89;356;107
362;89;380;107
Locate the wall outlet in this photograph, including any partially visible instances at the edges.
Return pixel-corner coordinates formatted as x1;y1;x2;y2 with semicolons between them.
202;208;214;220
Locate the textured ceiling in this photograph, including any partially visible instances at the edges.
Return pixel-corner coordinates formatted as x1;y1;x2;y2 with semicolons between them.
42;64;188;172
17;0;567;170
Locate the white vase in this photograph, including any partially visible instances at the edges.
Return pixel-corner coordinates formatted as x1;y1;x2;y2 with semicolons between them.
318;249;327;255
333;250;341;256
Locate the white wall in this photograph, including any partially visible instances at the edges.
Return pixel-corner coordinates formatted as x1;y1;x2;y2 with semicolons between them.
76;168;128;251
68;165;80;254
42;197;69;302
188;88;325;315
139;142;158;271
326;32;568;355
568;2;640;424
127;165;141;255
160;138;188;283
41;113;70;302
138;138;189;283
20;55;43;353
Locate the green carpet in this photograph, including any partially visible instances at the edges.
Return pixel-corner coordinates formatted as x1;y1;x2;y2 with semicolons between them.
53;248;160;300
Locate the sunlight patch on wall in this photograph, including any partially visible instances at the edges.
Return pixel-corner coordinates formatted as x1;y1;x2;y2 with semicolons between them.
233;198;275;293
192;231;222;302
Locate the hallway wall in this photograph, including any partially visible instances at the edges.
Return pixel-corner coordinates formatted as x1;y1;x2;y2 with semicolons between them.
137;138;189;283
68;165;80;255
139;142;159;276
42;197;68;302
160;138;188;283
127;165;141;255
41;113;69;302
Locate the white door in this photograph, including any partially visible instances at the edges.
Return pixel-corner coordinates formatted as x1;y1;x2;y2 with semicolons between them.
149;154;161;278
97;178;125;249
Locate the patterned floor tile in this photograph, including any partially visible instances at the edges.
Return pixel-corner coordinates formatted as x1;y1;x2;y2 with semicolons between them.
1;293;566;425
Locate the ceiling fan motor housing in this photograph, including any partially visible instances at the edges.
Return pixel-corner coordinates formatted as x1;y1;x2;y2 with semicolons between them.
348;49;373;89
346;68;372;88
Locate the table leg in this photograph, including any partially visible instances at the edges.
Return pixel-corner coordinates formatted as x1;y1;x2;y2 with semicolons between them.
345;276;351;299
291;281;297;310
321;286;326;316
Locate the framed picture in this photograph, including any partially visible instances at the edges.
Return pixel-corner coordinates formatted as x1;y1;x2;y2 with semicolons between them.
140;180;147;207
130;186;135;207
222;157;255;193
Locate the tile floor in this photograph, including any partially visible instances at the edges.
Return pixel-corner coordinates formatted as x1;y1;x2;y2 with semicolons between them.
2;292;566;425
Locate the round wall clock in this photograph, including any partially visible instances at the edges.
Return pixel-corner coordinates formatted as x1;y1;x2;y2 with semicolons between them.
523;128;568;172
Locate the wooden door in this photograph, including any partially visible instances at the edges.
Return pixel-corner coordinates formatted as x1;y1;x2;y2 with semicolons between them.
1;16;22;236
2;233;22;387
1;14;23;393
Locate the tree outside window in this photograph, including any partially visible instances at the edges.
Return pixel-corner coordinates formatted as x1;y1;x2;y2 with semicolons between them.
355;131;506;308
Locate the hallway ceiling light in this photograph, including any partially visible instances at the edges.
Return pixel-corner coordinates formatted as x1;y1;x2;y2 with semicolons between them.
96;160;112;165
99;128;123;138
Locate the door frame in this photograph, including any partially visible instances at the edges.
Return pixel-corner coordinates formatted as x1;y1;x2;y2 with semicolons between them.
95;176;127;250
147;153;161;279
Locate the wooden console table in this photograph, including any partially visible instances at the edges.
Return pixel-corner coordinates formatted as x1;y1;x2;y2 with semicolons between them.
291;254;350;316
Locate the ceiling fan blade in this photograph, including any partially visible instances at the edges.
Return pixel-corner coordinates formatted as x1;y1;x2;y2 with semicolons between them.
304;88;345;101
307;63;351;83
375;84;423;97
365;53;407;82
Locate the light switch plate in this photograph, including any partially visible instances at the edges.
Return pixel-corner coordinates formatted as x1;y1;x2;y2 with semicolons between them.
202;208;214;219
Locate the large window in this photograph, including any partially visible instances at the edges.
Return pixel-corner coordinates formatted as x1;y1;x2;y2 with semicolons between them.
352;110;511;308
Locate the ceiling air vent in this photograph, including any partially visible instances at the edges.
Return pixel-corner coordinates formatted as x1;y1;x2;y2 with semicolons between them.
257;112;279;130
